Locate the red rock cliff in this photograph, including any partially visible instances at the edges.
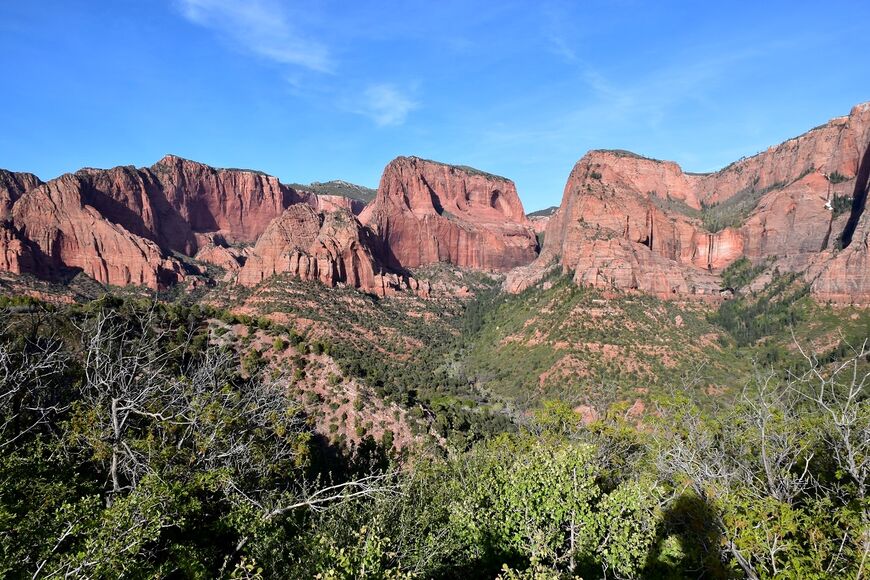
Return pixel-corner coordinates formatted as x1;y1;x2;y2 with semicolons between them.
13;175;185;288
0;156;384;291
238;204;415;296
150;155;297;246
361;156;538;271
508;102;870;303
0;170;42;220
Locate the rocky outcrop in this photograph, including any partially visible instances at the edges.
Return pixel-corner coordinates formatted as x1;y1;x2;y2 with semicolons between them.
527;207;558;235
0;170;42;220
528;216;551;235
238;204;416;296
508;102;870;302
298;191;366;215
361;156;538;271
13;175;185;288
194;242;246;274
0;224;35;275
239;204;331;287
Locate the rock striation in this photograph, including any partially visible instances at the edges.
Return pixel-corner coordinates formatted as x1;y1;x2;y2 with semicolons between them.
361;157;538;271
238;204;422;297
508;102;870;303
12;174;185;288
0;156;390;291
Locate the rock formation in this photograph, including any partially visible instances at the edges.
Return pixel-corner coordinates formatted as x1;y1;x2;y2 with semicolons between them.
3;99;868;303
0;170;42;220
527;207;558;235
12;175;185;288
297;191;366;215
0;155;389;291
508;102;870;303
149;155;296;246
361;156;538;271
239;204;418;296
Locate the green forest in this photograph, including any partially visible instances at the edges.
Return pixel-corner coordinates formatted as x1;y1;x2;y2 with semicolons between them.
0;276;867;579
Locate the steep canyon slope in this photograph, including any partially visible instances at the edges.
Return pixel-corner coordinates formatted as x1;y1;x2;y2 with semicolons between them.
361;156;539;272
508;102;870;303
0;154;538;297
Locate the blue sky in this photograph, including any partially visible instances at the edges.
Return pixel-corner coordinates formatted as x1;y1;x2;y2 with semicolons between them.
1;1;868;211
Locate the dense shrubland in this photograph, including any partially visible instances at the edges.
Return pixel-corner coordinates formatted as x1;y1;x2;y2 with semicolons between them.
0;282;867;578
458;275;746;404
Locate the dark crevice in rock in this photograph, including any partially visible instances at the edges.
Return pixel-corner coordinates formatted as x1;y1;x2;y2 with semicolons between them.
841;139;870;248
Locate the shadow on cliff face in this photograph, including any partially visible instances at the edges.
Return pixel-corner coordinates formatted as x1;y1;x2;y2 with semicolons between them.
840;138;870;248
363;222;412;278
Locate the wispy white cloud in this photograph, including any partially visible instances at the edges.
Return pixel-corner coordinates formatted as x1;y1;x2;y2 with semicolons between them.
176;0;332;72
477;47;767;163
352;84;418;127
175;1;421;125
541;0;578;62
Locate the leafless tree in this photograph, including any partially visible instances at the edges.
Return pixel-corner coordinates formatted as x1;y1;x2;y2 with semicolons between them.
0;314;69;448
656;392;763;579
658;337;870;579
791;336;870;579
76;305;184;505
738;369;816;504
791;336;869;500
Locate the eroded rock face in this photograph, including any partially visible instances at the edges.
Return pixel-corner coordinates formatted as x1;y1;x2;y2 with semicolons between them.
13;175;185;288
238;204;428;297
0;170;42;220
361;156;538;271
0;156;383;291
507;152;740;297
297;191;366;215
151;155;296;245
239;205;408;296
69;156;300;257
528;214;552;235
0;224;35;275
194;243;246;274
508;102;870;303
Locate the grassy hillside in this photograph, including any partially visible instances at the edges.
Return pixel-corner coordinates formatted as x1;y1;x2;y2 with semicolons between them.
458;275;746;409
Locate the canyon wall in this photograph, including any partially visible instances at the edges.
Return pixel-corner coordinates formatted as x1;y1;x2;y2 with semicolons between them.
361;156;538;271
509;102;870;303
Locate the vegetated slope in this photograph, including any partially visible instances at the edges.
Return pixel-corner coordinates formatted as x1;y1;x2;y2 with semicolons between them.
463;257;869;414
526;206;558;218
1;287;867;578
460;274;746;409
289;180;377;202
204;265;518;449
711;256;870;364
